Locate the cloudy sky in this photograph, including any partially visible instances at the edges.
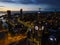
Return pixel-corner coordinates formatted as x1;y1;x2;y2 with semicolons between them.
0;0;60;11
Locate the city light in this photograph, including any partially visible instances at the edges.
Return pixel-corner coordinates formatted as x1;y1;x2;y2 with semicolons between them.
0;0;60;45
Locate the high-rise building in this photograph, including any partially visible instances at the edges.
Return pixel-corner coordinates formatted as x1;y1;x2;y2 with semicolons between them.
20;9;23;19
7;10;11;18
37;8;41;22
20;9;23;15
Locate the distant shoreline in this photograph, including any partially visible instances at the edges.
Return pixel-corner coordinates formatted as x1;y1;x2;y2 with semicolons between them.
0;11;60;13
0;11;60;16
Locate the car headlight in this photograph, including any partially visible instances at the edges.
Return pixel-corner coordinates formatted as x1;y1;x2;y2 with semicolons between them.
49;35;57;41
49;38;53;41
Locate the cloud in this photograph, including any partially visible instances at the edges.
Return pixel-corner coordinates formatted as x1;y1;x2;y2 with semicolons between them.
0;0;59;5
0;0;60;8
0;6;4;7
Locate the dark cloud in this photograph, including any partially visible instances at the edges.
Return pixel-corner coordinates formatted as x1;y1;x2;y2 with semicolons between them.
0;0;60;8
0;0;59;4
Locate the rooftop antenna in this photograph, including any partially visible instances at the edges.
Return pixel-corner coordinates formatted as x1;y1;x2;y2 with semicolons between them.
38;8;41;13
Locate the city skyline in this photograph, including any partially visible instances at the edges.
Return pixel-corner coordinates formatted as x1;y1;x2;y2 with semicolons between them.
0;0;60;11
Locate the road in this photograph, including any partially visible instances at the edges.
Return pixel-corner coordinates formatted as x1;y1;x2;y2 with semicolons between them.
0;31;26;45
0;17;41;45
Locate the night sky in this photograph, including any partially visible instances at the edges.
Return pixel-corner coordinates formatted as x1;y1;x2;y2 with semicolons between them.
0;0;60;11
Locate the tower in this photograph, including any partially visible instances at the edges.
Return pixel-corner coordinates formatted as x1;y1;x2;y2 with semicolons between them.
20;9;23;19
39;8;41;12
20;9;23;15
7;10;11;18
37;8;41;22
